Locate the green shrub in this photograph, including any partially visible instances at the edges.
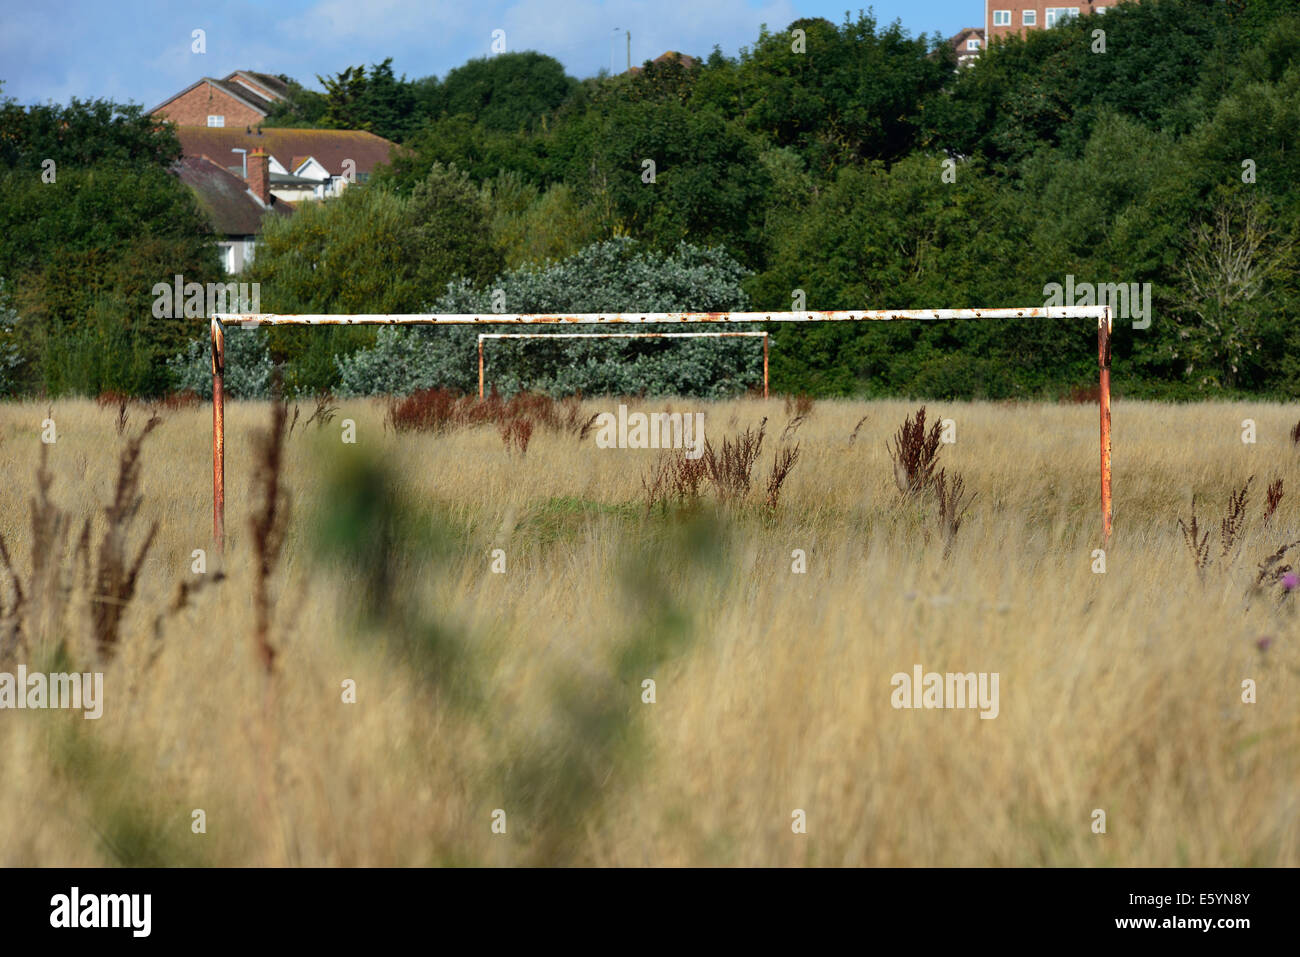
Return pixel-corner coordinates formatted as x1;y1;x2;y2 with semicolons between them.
168;328;275;399
337;238;755;397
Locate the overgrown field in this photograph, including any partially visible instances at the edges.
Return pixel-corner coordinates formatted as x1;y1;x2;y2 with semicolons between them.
0;395;1297;866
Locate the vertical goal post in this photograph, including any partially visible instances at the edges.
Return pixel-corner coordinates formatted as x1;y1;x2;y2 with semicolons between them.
475;331;770;401
209;306;1113;549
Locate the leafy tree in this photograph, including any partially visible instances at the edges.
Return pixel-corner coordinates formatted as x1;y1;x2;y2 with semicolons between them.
405;163;503;292
262;76;329;128
623;52;699;105
356;58;417;142
337;238;753;397
0;163;213;278
752;154;1053;396
0;163;220;394
375;114;545;192
480;172;603;268
1187;62;1300;208
1170;193;1297;391
317;64;370;130
929;0;1246;168
0;95;225;394
700;14;953;174
1021;113;1198;276
1012;112;1203;390
0;97;181;170
440;52;578;132
317;59;416;142
561;97;771;261
244;183;413;394
245;165;499;392
409;75;445;124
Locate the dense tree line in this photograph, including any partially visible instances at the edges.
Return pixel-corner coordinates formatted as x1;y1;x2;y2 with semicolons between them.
2;0;1299;398
0;92;222;394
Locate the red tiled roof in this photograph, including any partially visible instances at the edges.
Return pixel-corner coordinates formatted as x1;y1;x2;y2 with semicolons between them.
628;51;699;74
174;127;402;179
172;155;293;237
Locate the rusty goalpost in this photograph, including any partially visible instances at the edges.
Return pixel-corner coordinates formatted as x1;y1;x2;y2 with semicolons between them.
208;306;1114;548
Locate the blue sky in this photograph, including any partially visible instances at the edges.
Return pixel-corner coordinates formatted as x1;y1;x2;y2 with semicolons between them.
0;0;978;110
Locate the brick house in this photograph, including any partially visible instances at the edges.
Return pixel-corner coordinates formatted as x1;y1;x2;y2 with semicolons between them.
150;70;290;128
986;2;1130;42
151;70;402;200
156;71;403;269
950;27;986;67
173;148;293;273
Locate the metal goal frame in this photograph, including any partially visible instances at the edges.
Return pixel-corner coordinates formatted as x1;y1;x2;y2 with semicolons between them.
208;306;1114;547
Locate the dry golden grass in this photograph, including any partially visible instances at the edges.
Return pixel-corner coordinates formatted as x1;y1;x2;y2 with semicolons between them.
0;395;1297;866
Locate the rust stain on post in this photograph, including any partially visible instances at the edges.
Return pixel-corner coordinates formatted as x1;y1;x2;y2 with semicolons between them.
763;333;769;400
211;318;226;551
1099;310;1113;540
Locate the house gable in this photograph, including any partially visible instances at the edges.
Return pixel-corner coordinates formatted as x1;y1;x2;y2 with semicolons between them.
949;27;986;65
293;157;330;179
151;78;272;127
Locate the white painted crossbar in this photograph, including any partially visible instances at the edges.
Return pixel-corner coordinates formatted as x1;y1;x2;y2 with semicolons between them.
211;307;1113;327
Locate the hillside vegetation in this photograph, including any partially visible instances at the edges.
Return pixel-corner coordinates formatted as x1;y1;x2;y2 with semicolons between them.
2;0;1299;399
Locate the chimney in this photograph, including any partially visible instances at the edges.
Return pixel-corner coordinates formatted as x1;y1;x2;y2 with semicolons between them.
248;147;270;206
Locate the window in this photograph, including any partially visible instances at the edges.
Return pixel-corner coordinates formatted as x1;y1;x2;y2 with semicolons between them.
207;115;224;127
993;10;1011;26
967;38;981;50
1023;10;1037;26
1045;7;1080;28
